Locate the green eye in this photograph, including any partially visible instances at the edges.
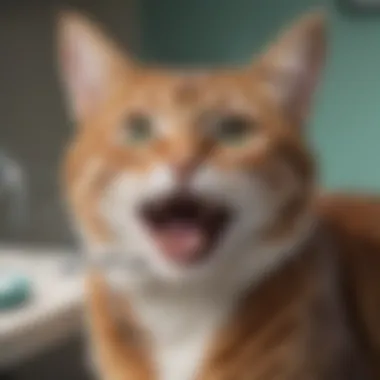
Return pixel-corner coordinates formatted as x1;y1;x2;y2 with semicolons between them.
125;114;153;144
213;115;252;145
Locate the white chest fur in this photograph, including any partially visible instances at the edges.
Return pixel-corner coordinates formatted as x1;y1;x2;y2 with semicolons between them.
125;285;235;380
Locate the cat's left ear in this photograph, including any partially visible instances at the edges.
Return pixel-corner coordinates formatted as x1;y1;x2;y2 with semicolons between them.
57;11;134;123
256;12;327;123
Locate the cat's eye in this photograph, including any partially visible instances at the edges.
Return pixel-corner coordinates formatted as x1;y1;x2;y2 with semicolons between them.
209;115;253;145
124;114;154;144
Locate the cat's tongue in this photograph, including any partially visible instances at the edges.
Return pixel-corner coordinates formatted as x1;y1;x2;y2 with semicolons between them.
152;223;206;264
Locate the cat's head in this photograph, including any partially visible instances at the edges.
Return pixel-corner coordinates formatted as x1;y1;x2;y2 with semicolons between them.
58;11;326;287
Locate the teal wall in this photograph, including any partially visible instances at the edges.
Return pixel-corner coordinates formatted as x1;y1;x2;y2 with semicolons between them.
140;0;380;191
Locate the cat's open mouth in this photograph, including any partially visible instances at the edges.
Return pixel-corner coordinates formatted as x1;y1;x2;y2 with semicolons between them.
139;193;232;265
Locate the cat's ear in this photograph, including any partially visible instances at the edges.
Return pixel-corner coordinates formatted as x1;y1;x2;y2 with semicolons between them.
256;12;327;123
57;11;132;123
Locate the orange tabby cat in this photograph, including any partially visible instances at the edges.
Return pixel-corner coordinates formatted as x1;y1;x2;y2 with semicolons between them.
57;10;380;380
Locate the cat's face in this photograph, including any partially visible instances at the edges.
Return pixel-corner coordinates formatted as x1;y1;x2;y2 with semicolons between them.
58;12;326;285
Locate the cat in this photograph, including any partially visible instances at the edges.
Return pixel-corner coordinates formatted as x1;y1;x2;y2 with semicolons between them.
57;10;380;380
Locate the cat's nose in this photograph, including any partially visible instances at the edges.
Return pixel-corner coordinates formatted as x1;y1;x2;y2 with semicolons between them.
172;156;199;183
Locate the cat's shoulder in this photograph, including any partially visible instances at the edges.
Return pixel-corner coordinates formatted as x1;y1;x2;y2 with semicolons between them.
317;193;380;374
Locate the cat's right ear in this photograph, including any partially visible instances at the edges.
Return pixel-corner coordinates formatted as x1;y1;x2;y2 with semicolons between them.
57;11;133;123
256;12;327;125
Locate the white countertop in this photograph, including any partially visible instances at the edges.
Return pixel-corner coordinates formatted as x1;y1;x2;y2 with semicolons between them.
0;246;85;369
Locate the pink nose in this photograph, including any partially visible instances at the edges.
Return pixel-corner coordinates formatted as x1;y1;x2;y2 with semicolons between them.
172;158;199;183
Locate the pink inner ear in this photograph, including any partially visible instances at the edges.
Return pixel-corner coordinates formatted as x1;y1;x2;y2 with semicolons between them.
61;30;107;121
260;13;326;124
264;44;323;123
293;49;324;121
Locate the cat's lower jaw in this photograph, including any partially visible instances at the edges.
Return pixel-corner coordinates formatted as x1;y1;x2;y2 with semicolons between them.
100;208;315;292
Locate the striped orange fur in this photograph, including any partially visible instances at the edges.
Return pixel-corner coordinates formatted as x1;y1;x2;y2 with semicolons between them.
58;10;380;380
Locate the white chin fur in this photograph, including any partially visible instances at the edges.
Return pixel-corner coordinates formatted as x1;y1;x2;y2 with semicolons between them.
97;163;307;290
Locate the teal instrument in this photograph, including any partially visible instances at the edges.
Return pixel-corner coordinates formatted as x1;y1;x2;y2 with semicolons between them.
0;272;32;310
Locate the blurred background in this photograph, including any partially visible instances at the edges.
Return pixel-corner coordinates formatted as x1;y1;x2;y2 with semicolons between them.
0;0;379;379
